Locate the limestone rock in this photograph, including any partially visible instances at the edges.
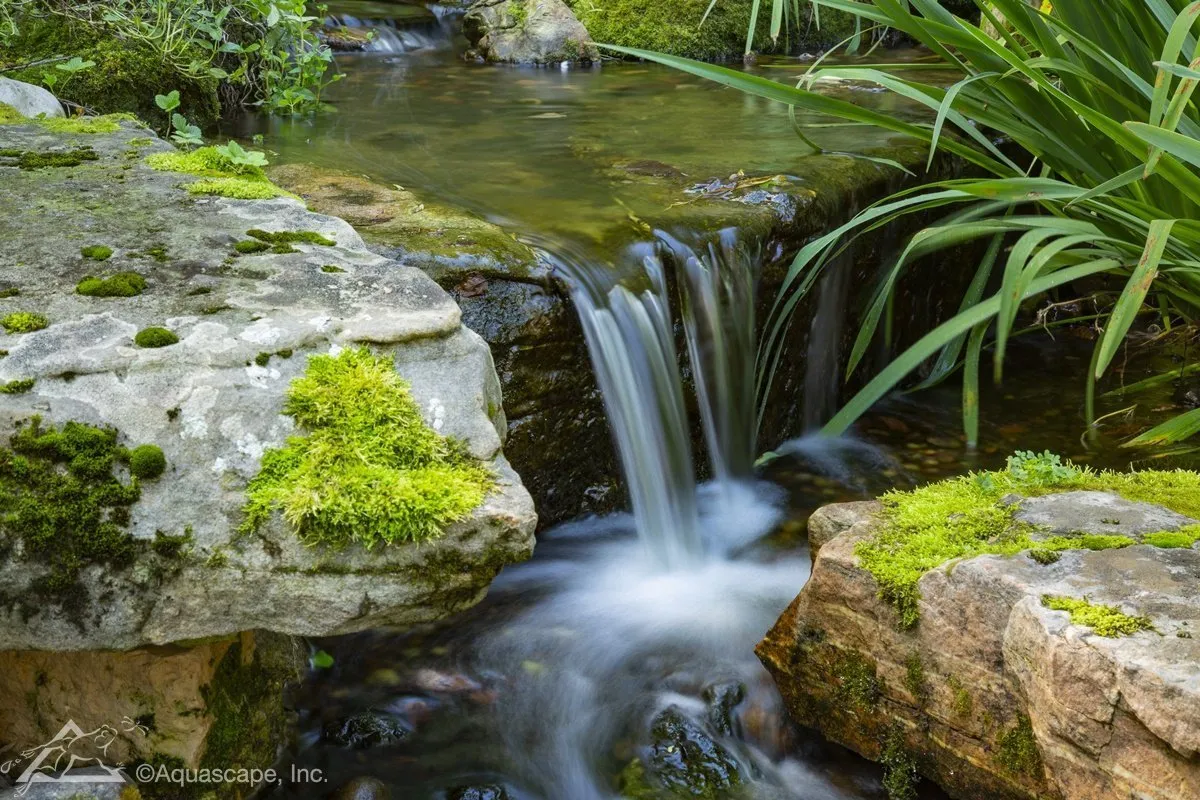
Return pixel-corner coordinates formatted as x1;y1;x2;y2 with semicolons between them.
0;77;64;119
463;0;598;64
758;495;1200;800
0;119;537;651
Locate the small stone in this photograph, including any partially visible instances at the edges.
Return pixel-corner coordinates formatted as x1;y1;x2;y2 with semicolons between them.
336;776;391;800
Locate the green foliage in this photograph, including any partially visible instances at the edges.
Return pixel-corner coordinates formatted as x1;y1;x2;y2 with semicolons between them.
76;271;146;297
996;715;1042;777
1042;595;1155;637
311;649;334;669
187;176;287;199
0;417;143;621
134;327;179;348
571;0;776;61
240;347;493;548
627;1;1200;447
128;444;167;479
856;453;1200;628
2;312;49;333
2;0;339;116
80;244;112;261
235;239;271;254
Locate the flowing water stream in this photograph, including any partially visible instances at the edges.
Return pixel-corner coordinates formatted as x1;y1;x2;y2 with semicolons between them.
258;7;1199;798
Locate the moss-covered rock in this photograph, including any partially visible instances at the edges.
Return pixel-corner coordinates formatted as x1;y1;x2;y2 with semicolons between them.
1;16;220;128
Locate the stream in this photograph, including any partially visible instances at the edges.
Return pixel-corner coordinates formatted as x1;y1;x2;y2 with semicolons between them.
252;6;1198;799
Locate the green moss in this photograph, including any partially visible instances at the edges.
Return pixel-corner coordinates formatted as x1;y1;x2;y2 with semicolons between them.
129;445;167;479
76;272;146;298
254;352;271;367
37;115;126;135
320;264;345;273
0;147;99;169
832;650;879;712
947;675;972;718
151;528;192;559
996;715;1042;777
1143;526;1200;548
880;725;919;800
129;137;155;148
0;103;23;123
0;379;35;394
1029;548;1061;565
2;312;49;334
0;288;18;299
187;177;289;200
246;228;336;247
134;327;179;349
240;347;493;548
81;245;113;261
902;653;927;704
855;452;1200;628
3;17;219;129
235;239;271;255
1041;595;1154;637
0;418;143;623
146;147;289;200
569;0;773;61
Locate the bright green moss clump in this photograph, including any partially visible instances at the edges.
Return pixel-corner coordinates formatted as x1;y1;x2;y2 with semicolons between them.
996;715;1042;777
0;103;23;123
37;114;129;135
1041;595;1155;637
568;0;774;60
856;452;1200;628
134;327;179;348
247;228;336;247
76;271;146;297
240;347;493;548
2;312;49;334
1143;526;1200;548
235;239;271;255
0;147;99;169
145;147;290;200
129;444;167;479
81;245;113;261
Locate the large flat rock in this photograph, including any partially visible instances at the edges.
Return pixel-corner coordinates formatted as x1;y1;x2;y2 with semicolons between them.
0;117;536;651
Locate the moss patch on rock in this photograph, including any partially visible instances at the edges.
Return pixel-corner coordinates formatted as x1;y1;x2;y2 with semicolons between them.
240;347;493;548
145;147;290;200
0;146;99;169
832;650;879;712
0;418;156;623
1041;595;1155;637
0;378;35;394
855;452;1200;628
2;311;49;333
76;271;146;297
996;715;1042;777
134;327;179;348
81;245;113;261
569;0;774;60
129;445;167;479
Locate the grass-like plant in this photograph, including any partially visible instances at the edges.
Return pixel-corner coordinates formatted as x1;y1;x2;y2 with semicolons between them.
606;0;1200;448
240;347;493;549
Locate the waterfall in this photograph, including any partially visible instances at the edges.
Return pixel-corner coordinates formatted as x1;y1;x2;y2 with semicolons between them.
546;230;760;569
324;11;456;54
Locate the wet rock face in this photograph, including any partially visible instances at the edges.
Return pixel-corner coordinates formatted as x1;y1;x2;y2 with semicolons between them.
758;497;1200;800
463;0;599;64
0;119;536;651
644;706;743;797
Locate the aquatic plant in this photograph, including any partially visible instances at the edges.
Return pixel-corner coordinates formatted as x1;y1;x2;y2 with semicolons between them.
240;347;493;548
613;0;1200;448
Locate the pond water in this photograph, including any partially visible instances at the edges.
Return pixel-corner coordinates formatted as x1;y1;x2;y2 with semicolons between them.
252;8;1199;800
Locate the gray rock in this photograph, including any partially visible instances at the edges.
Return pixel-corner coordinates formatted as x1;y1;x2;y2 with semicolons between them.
337;777;392;800
463;0;598;63
1017;490;1198;538
0;119;536;651
0;77;64;119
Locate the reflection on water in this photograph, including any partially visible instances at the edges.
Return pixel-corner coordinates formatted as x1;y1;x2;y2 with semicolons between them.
231;46;928;248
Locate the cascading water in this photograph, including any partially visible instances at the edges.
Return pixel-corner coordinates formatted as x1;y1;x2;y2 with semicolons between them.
323;6;457;54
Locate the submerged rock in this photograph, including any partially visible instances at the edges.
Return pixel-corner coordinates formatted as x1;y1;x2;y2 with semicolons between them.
464;0;598;64
0;77;63;119
643;705;744;797
447;785;511;800
759;493;1200;800
336;776;392;800
322;712;410;749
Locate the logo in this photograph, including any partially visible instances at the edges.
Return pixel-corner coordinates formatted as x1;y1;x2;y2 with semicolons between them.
1;717;147;796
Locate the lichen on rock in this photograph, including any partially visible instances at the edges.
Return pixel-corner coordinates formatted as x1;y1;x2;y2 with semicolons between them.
240;347;494;548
